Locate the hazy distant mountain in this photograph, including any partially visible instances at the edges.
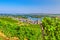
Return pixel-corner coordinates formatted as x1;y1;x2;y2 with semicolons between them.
0;13;60;15
26;13;60;15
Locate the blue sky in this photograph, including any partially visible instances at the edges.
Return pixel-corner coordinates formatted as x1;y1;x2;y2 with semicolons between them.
0;0;60;14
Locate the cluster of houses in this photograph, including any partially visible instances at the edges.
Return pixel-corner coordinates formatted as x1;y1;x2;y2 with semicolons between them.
16;18;41;24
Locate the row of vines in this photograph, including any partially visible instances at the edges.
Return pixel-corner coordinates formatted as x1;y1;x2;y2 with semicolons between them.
42;17;60;40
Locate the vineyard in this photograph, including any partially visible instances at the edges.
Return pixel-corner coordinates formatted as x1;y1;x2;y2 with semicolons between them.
0;17;42;40
0;17;60;40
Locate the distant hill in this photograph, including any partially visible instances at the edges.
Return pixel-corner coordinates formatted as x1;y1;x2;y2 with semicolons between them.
0;13;60;16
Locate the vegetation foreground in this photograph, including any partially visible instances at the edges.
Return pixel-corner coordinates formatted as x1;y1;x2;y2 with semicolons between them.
0;17;42;40
0;17;60;40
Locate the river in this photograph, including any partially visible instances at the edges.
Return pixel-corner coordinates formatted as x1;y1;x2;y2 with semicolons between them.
27;17;43;21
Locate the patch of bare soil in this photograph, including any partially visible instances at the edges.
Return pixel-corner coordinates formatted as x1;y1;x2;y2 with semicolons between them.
0;31;19;40
9;37;19;40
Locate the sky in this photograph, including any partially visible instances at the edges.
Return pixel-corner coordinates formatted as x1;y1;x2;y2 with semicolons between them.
0;0;60;14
